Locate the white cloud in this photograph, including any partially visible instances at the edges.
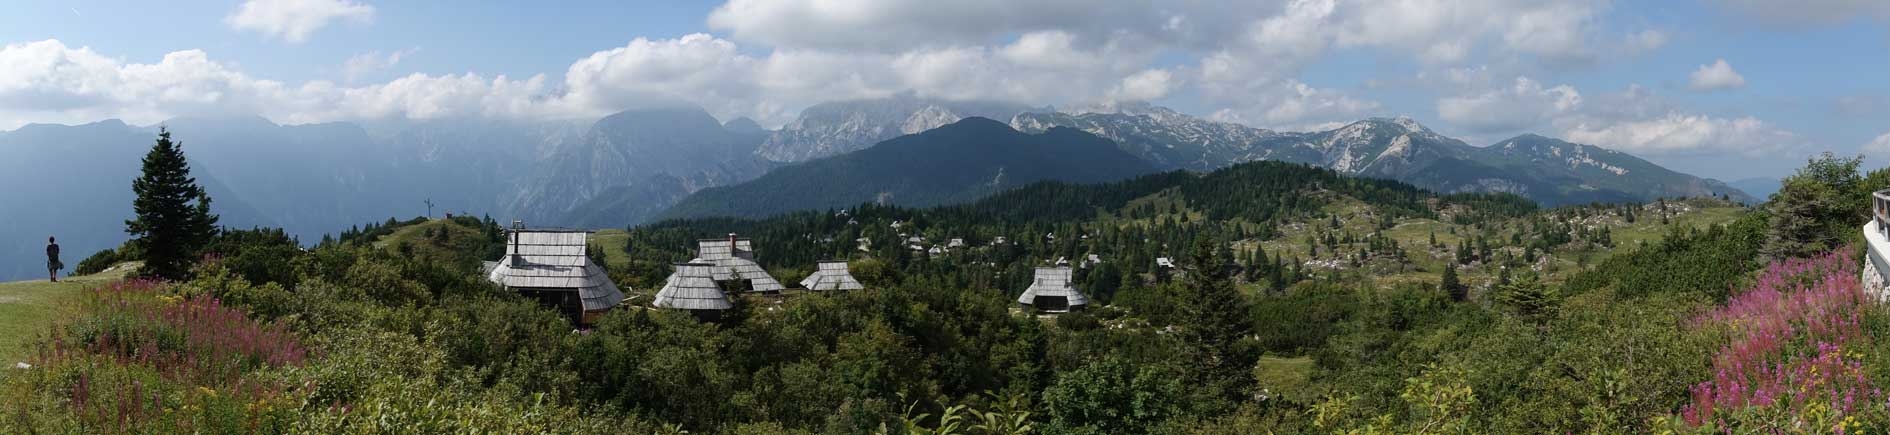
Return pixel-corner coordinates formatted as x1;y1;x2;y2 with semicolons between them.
1427;76;1805;156
1207;81;1381;130
1437;76;1582;132
1552;85;1802;155
1108;69;1179;101
1688;59;1746;91
705;0;1237;53
342;47;417;83
226;0;375;43
1323;0;1607;63
1866;132;1890;155
0;39;553;129
0;1;1745;141
708;0;1622;83
1562;113;1798;155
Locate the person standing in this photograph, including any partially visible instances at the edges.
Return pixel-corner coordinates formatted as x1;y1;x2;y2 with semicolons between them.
46;236;61;282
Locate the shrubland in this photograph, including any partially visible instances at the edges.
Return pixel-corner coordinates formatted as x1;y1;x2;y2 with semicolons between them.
3;156;1886;433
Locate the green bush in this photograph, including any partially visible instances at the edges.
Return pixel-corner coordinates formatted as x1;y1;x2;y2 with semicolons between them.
72;248;123;276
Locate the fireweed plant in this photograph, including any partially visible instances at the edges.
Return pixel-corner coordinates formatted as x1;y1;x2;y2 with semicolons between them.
2;276;308;433
1675;249;1887;432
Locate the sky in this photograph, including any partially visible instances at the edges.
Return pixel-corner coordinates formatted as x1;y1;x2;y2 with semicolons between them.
2;0;1886;181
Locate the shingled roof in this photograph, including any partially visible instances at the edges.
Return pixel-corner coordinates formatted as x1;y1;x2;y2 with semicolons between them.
655;262;734;310
800;260;865;291
485;229;624;312
692;237;785;292
1016;266;1089;312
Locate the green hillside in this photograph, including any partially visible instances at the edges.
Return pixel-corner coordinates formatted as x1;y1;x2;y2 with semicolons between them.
13;152;1885;434
623;159;1742;302
0;261;138;366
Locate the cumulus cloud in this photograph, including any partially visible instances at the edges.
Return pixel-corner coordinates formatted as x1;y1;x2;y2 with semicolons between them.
1866;132;1890;155
705;0;1238;53
1563;113;1797;155
0;39;552;129
0;0;1743;137
1330;0;1604;63
1437;76;1582;132
342;47;417;83
1108;69;1179;101
1552;85;1803;156
1688;59;1746;91
1206;81;1381;131
0;31;1195;129
1428;75;1804;156
226;0;375;43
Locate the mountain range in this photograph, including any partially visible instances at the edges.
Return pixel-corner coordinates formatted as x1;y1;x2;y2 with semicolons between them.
1007;102;1752;206
658;117;1155;221
756;94;1037;162
0;95;1752;280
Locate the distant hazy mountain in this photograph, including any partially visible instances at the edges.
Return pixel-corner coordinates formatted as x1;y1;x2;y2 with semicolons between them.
1729;177;1781;200
722;117;768;136
0;106;777;280
1010;105;1752;206
1464;134;1752;204
0;97;1754;279
0;120;272;281
754;94;1035;162
658;117;1156;221
508;107;775;226
1010;102;1291;170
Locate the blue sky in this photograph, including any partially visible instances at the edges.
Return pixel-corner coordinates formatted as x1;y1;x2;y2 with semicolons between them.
2;0;1886;180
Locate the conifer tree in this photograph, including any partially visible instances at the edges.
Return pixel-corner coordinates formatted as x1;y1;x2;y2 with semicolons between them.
125;127;219;280
1439;265;1465;302
1496;273;1557;321
1177;239;1252;404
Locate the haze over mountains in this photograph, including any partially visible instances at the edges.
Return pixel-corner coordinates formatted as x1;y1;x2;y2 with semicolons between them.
660;117;1155;221
0;95;1752;280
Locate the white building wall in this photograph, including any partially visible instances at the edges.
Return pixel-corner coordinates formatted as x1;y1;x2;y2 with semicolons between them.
1866;219;1890;299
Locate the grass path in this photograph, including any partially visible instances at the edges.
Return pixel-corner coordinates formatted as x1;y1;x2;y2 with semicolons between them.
0;262;135;366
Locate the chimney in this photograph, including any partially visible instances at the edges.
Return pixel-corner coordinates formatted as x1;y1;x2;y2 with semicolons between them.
509;220;524;267
728;233;738;256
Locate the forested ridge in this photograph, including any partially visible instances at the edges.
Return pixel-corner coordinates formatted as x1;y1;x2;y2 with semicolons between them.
6;139;1890;433
657;118;1158;221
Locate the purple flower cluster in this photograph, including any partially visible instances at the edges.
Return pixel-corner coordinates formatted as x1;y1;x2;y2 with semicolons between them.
1680;250;1879;428
32;278;309;432
43;278;307;382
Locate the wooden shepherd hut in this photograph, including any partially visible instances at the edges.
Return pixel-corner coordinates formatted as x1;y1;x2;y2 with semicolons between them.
691;234;786;293
654;262;735;321
800;260;865;291
1016;266;1089;313
484;223;624;324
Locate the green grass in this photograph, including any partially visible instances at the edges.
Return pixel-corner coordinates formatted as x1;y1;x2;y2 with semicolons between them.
373;217;459;249
590;229;634;270
0;262;137;366
1608;205;1746;249
1253;355;1317;403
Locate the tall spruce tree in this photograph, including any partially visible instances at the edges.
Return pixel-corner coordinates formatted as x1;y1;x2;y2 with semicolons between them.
125;127;219;280
1496;273;1557;321
1439;265;1466;302
1178;238;1252;406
